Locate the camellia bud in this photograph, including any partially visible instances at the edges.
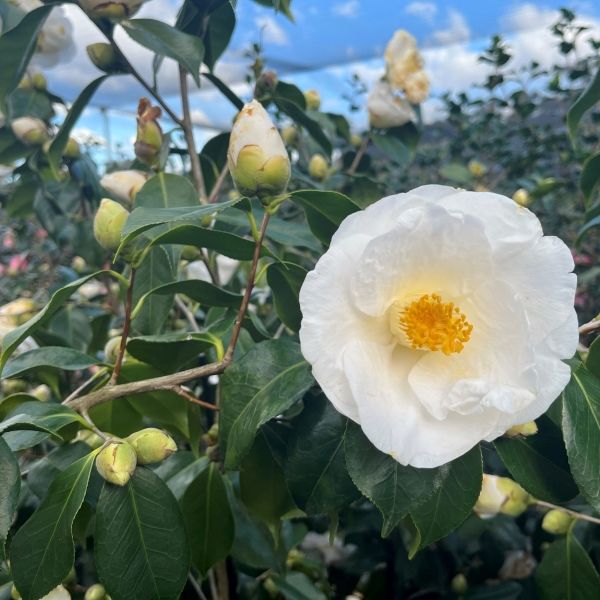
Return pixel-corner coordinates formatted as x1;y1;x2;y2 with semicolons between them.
468;159;487;178
71;256;87;273
11;117;49;146
304;89;321;111
63;137;80;159
227;99;290;201
254;70;278;99
93;198;129;251
450;573;468;595
281;125;298;146
84;583;107;600
86;43;121;72
542;509;574;535
181;245;201;261
31;384;51;402
505;421;538;438
103;336;122;364
134;98;163;166
100;170;149;206
0;298;37;326
513;188;531;207
474;474;531;518
308;153;328;181
95;441;137;486
350;133;363;147
79;0;146;19
127;428;177;464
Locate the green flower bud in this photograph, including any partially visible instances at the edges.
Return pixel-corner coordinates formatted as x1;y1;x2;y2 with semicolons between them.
71;256;87;273
103;336;122;364
31;384;51;402
254;70;278;99
0;298;37;326
2;379;28;395
227;100;290;201
32;72;48;91
350;133;363;147
281;125;298;146
505;421;538;438
304;89;321;111
93;198;129;251
11;117;49;145
468;159;486;178
474;474;531;518
309;153;328;181
63;138;80;159
181;245;201;261
96;441;137;486
84;583;107;600
79;0;145;19
134;98;163;166
450;573;468;595
86;43;121;72
513;188;531;207
127;428;177;464
542;509;574;535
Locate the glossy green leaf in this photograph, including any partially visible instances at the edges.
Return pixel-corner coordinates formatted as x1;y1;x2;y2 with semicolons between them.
271;572;327;600
0;270;125;373
2;347;101;380
153;452;209;501
0;5;52;107
266;262;307;331
562;361;600;512
203;1;236;70
0;437;19;562
1;401;87;451
494;416;578;503
567;66;600;145
345;423;445;537
587;336;600;379
181;462;234;576
47;75;108;171
10;452;97;600
535;530;600;600
275;97;332;154
409;446;482;556
223;340;314;470
285;396;358;514
95;468;190;600
290;189;360;246
580;152;600;208
371;133;410;166
122;19;204;85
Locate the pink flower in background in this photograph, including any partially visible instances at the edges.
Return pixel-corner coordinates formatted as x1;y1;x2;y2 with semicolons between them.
34;228;48;240
572;252;592;266
7;254;29;274
3;232;15;249
575;292;589;308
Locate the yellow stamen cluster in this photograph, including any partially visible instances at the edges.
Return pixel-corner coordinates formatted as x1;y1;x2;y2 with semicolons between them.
392;293;472;355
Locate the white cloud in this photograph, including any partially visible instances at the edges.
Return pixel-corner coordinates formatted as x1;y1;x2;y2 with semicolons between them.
405;2;438;23
430;10;470;46
332;1;359;18
255;15;289;46
500;3;557;31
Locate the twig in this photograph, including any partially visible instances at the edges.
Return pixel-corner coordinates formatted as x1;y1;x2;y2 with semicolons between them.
579;318;600;336
170;385;219;411
66;213;271;414
62;368;109;405
207;571;218;600
175;295;200;332
81;409;109;441
208;164;230;204
535;500;600;526
347;135;370;175
109;269;136;386
179;65;208;204
214;561;230;600
187;573;209;600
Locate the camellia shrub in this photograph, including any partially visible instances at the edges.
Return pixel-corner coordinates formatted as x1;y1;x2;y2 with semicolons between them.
0;2;600;599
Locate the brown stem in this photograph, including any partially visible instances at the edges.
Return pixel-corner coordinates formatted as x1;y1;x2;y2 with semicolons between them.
208;164;230;204
170;385;219;411
347;135;370;175
535;500;600;526
66;213;271;413
109;269;136;386
62;368;109;405
175;295;200;332
179;65;208;204
214;561;229;600
579;319;600;336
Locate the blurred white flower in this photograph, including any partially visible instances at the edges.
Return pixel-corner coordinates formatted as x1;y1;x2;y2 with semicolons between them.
187;256;239;286
101;170;150;206
384;30;423;89
299;185;577;467
403;70;430;104
367;81;416;128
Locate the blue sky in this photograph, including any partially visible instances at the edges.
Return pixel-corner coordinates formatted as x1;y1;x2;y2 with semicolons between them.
42;0;600;166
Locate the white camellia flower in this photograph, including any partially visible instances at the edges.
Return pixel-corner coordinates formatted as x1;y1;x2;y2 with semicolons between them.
101;170;150;205
403;70;430;105
367;82;416;129
299;185;577;468
384;30;423;90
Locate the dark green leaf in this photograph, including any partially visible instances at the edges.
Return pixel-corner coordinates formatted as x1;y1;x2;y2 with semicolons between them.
10;452;97;600
2;347;101;380
274;98;332;155
153;452;209;501
122;19;204;85
371;133;410;166
580;152;600;208
409;446;482;556
47;75;108;172
135;172;197;208
95;468;190;600
271;572;327;600
285;396;359;514
567;66;600;144
587;336;600;379
0;5;52;106
562;361;600;512
494;417;578;503
345;423;444;537
181;462;234;576
0;437;19;562
535;530;600;600
203;1;236;71
266;262;306;331
223;340;314;470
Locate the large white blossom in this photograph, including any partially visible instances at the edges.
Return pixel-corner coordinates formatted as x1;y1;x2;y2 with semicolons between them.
299;185;577;468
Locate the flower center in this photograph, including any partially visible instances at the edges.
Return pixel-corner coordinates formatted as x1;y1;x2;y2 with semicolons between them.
389;293;473;355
